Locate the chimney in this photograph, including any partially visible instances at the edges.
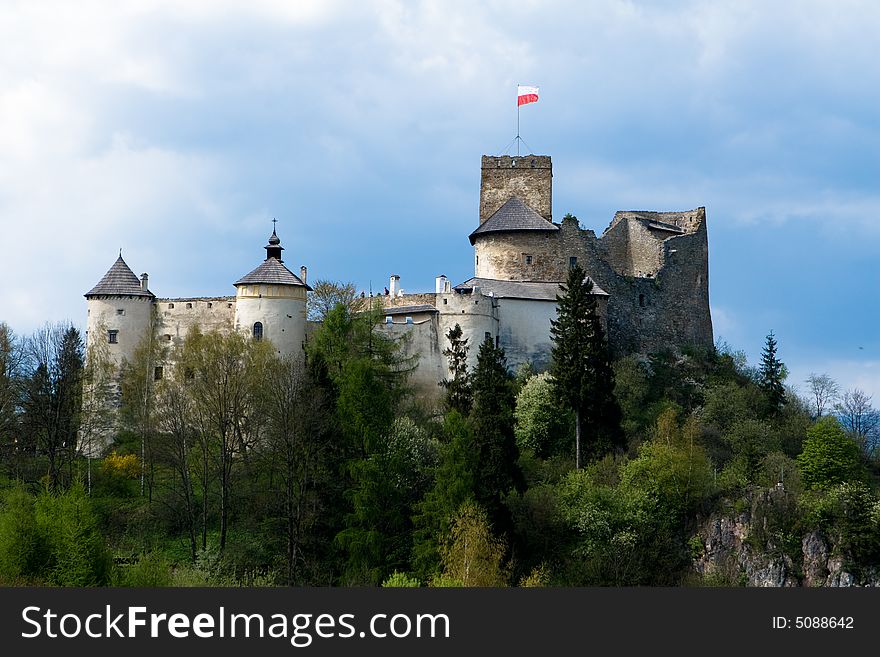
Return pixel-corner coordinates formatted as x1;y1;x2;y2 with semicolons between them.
389;274;400;299
435;274;448;294
140;273;149;291
300;266;307;285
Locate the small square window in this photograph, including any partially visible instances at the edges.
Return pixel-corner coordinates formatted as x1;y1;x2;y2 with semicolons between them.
207;302;213;308
116;308;125;316
227;303;233;309
164;334;172;342
524;254;533;265
186;302;192;309
484;331;492;342
168;303;175;309
443;298;448;305
405;316;413;325
108;330;118;344
154;366;163;381
385;316;393;324
569;257;578;268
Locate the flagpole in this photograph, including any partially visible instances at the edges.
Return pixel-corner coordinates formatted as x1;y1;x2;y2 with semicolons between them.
516;101;520;156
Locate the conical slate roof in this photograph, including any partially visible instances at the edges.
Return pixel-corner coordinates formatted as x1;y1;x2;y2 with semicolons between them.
234;258;311;290
85;255;153;298
469;196;558;244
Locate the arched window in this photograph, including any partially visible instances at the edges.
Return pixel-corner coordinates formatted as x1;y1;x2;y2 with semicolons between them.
253;322;263;341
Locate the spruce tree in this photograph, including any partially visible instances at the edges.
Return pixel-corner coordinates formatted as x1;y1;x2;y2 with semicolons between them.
550;264;623;468
470;335;523;528
759;330;786;412
440;323;472;415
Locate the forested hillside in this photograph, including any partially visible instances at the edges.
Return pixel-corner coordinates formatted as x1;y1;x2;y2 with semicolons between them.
1;270;878;587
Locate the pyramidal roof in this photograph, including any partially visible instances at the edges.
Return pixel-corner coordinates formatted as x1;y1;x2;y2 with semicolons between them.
85;255;153;298
469;196;558;244
234;258;311;289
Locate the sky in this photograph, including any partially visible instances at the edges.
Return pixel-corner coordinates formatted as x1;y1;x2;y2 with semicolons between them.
1;0;878;401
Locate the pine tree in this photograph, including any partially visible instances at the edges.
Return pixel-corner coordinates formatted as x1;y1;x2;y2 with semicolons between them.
440;323;472;415
550;264;623;468
759;331;786;412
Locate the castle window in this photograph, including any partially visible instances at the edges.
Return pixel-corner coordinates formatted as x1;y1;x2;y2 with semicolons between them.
116;308;125;316
496;335;500;348
524;254;533;265
405;316;413;325
228;303;233;309
154;366;163;381
108;330;118;344
639;294;645;308
569;257;577;269
253;322;263;341
207;302;213;308
484;331;492;343
386;316;393;324
186;302;192;309
476;255;479;267
443;298;448;305
164;334;172;342
168;303;174;309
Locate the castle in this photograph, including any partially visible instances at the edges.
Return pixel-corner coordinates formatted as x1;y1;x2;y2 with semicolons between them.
85;153;713;402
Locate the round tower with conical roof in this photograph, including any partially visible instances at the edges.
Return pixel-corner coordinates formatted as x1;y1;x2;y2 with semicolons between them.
233;226;310;358
84;254;154;370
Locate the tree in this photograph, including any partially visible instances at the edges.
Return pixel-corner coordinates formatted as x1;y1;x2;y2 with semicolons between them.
20;323;84;493
0;323;23;470
805;373;839;418
514;372;573;458
550;264;623;468
180;329;274;552
262;356;334;584
440;323;472;415
470;335;523;527
438;500;508;587
835;388;879;456
758;331;786;412
797;416;864;489
79;328;117;494
307;279;358;322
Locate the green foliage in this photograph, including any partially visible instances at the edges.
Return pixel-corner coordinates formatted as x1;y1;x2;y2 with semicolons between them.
382;571;421;587
0;484;110;586
550;264;623;466
440;323;472;415
797;416;864;490
470;335;523;527
759;331;787;412
514;372;573;458
439;500;508;587
799;483;880;567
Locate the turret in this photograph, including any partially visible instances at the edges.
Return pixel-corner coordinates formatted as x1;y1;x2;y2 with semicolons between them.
233;225;311;358
84;253;154;370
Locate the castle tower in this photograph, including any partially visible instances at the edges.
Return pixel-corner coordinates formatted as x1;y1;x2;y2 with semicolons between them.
233;227;311;358
479;154;552;224
84;254;154;370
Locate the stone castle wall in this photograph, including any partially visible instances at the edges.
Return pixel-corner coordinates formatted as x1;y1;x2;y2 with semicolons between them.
155;297;236;351
479;155;552;224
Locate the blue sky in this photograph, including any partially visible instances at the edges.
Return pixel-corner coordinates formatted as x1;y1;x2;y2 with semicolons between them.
1;0;878;399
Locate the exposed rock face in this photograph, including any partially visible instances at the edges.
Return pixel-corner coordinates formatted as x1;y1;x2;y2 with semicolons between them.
692;489;880;587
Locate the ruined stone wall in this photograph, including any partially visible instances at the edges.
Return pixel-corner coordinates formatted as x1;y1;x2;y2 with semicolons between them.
479;155;552;224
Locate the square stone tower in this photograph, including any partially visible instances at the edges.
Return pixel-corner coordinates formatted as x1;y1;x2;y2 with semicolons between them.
479;155;552;225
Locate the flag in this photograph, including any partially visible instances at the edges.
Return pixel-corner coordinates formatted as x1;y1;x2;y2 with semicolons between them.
517;85;539;107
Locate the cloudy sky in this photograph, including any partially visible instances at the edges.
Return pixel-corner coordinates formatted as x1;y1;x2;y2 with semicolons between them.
1;0;878;399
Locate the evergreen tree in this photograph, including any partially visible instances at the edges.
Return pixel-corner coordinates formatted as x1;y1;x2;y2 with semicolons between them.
550;264;623;468
440;323;472;415
759;331;787;412
469;335;523;528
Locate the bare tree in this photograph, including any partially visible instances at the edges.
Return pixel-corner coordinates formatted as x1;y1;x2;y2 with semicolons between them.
20;322;84;493
154;377;199;562
0;323;24;474
835;388;880;456
79;329;117;494
262;355;333;584
307;279;358;322
805;373;840;418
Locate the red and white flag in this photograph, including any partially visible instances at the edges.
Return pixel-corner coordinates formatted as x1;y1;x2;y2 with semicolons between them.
517;85;539;107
